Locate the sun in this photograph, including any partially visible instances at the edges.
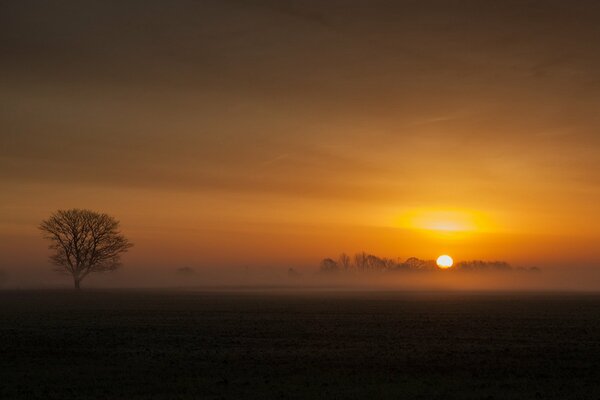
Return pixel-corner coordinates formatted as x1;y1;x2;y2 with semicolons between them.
436;255;454;269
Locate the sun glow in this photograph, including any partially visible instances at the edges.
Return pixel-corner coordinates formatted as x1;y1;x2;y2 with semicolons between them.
397;208;492;233
436;255;454;268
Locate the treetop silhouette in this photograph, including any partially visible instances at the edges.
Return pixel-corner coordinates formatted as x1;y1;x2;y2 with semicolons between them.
39;209;133;289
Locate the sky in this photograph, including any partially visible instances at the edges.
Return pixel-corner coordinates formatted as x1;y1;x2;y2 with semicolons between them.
3;1;600;283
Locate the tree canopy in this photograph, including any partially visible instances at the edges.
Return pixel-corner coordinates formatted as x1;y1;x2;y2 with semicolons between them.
39;209;133;289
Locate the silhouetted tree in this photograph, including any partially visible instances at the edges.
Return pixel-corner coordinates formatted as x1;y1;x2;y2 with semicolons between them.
39;209;133;289
346;253;396;272
455;260;512;271
354;252;369;272
393;260;411;271
395;257;437;271
403;257;426;270
364;254;384;271
319;258;339;273
338;253;352;272
382;257;398;270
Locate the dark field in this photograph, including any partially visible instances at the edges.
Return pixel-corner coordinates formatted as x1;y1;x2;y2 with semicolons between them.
1;291;600;399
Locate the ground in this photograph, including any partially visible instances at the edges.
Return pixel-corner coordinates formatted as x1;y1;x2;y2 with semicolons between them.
1;290;599;399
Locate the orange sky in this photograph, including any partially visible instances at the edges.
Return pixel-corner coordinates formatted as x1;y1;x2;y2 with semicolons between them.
2;1;600;277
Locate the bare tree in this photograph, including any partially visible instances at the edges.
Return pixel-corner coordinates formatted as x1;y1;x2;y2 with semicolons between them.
354;252;369;272
319;258;339;273
39;209;133;289
403;257;425;270
365;254;387;272
455;260;512;271
338;253;352;272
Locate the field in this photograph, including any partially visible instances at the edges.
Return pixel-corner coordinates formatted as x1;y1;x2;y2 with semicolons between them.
1;290;599;399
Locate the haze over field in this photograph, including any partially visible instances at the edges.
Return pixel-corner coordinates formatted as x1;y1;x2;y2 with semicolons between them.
3;1;600;289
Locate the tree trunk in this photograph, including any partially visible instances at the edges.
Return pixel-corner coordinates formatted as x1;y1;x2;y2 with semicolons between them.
74;277;81;290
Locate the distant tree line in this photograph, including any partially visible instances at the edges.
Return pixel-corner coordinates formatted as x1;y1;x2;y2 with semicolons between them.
454;260;511;271
318;253;533;273
319;252;437;273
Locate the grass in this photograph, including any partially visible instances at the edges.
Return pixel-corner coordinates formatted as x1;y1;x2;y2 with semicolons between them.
1;290;599;399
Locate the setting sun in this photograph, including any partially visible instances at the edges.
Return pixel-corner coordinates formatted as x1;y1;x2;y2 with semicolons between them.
436;255;454;269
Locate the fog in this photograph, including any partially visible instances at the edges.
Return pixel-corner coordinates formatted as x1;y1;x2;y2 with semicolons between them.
2;264;600;292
